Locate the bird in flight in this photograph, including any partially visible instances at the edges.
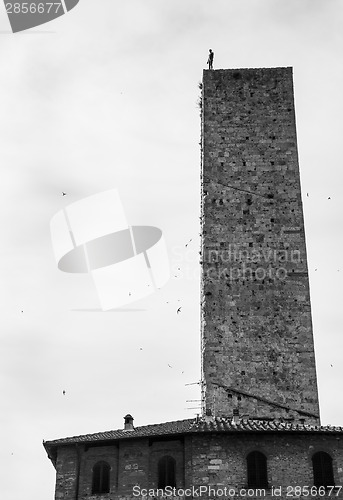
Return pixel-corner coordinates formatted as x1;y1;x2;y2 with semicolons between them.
62;192;67;196
62;390;66;396
177;307;182;314
185;239;192;247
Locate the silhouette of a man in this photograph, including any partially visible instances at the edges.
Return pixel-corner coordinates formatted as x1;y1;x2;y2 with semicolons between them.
207;49;214;70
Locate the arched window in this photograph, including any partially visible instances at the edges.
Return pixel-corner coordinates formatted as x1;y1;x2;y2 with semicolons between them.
312;452;335;487
247;451;268;488
158;456;176;489
92;461;110;494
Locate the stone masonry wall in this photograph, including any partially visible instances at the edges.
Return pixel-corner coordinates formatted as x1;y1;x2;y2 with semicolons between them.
201;68;320;423
188;432;343;499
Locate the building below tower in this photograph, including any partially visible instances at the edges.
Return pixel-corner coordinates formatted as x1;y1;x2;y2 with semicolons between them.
44;415;343;499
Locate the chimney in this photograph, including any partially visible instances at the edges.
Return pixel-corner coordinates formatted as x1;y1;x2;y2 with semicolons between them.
203;407;213;422
123;414;134;431
232;408;240;424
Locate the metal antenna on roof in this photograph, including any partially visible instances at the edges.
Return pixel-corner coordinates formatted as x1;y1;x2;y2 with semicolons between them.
184;406;200;411
185;402;202;411
185;379;205;416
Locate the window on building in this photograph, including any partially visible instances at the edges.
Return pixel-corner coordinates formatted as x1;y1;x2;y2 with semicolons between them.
247;451;268;488
158;456;176;489
312;452;335;487
92;461;111;494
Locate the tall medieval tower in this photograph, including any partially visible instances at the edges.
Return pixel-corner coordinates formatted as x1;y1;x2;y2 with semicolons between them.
201;67;320;425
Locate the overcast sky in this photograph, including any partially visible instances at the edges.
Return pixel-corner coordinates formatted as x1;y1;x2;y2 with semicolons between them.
0;1;342;498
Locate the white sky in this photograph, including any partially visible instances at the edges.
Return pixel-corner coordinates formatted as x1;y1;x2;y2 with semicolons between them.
0;1;342;498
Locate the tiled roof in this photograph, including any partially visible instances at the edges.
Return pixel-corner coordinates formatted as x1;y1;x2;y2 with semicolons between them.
44;416;343;454
195;418;343;434
44;418;195;447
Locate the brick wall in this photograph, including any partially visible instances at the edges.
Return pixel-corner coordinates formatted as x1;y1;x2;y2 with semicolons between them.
201;68;320;423
79;444;118;498
148;438;185;489
53;437;184;499
54;445;79;500
53;433;343;499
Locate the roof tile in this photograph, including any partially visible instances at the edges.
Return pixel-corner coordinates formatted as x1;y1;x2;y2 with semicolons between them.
44;417;343;451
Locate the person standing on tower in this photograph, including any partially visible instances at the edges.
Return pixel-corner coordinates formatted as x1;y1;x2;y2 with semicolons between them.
207;49;214;70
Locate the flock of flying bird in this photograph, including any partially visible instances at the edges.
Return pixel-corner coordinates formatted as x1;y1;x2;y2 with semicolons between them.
20;191;339;398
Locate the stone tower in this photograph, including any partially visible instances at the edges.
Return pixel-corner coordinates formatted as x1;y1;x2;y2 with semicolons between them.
201;67;320;424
